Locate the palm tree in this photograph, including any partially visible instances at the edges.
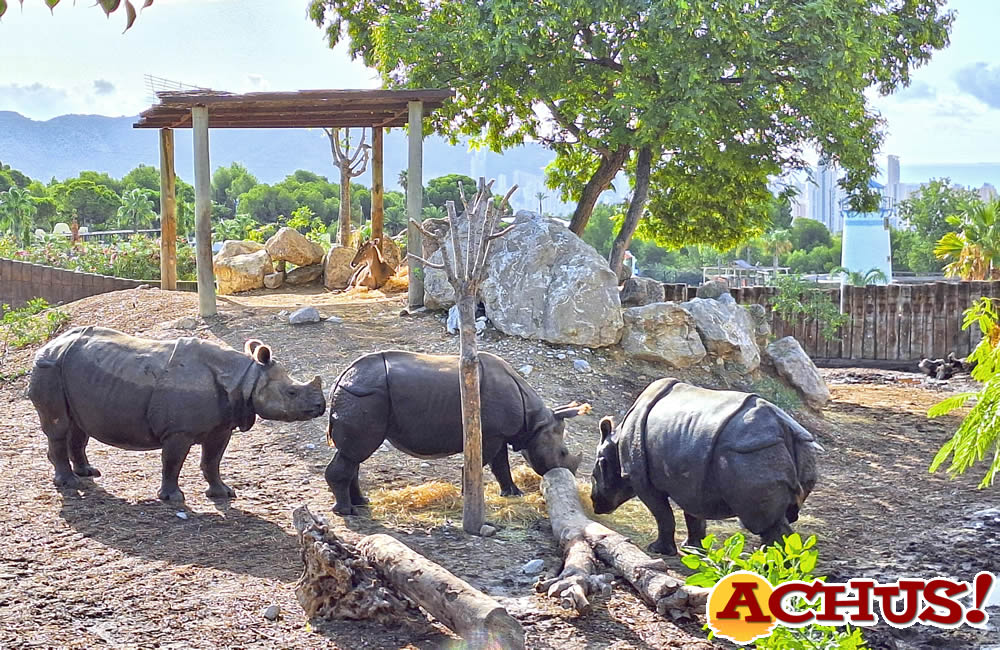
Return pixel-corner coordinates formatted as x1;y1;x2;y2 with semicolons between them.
934;200;1000;280
116;188;156;233
830;266;889;287
535;191;547;215
759;228;793;270
0;186;37;247
398;169;408;194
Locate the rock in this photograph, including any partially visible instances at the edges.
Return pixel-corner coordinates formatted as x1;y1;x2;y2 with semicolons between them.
425;212;623;347
215;239;264;260
265;227;325;267
764;336;830;409
137;284;152;290
573;359;592;373
681;298;760;371
169;316;199;330
285;263;324;286
556;353;566;360
263;271;285;289
447;305;460;334
278;309;289;316
521;559;545;575
475;319;487;334
326;316;343;324
696;279;730;299
289;306;322;325
518;364;533;376
323;245;357;290
304;443;316;451
620;276;666;307
263;604;280;621
176;512;188;520
213;249;273;295
379;238;403;271
746;303;772;349
621;303;707;368
717;293;736;306
480;524;497;538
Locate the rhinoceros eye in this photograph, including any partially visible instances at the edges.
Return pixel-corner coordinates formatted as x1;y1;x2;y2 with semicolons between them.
287;388;298;398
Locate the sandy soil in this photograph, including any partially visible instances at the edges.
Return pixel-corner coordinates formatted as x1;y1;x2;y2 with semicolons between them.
1;286;997;649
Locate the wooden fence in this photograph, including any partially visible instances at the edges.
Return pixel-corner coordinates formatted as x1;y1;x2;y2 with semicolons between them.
659;280;996;363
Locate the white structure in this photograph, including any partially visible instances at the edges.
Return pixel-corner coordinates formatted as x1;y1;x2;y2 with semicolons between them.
807;158;849;232
840;180;893;285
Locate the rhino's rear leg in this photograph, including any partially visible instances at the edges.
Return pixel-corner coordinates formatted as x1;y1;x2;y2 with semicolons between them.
326;452;362;515
488;447;523;497
68;426;100;477
39;412;80;490
201;432;235;499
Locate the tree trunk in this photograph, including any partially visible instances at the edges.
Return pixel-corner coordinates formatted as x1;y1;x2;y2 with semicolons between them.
339;163;352;247
292;506;525;649
457;292;485;534
568;147;630;236
608;147;653;281
539;469;710;620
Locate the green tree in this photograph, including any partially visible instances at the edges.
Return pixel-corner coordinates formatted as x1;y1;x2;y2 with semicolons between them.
311;0;952;276
237;184;296;224
115;188;156;232
121;164;162;211
934;199;1000;281
212;162;259;218
1;0;149;31
788;218;832;252
0;162;31;194
535;191;547;215
898;178;981;273
759;229;793;270
424;174;477;210
52;179;120;227
0;186;38;247
830;266;888;286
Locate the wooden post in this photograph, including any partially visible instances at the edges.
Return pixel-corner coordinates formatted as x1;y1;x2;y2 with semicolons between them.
192;105;216;316
158;128;177;291
407;179;518;534
407;101;425;308
372;126;384;241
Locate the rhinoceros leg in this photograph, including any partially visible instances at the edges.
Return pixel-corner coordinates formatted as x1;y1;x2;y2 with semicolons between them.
488;448;523;497
158;435;193;502
349;475;369;507
634;485;678;556
326;452;361;515
759;518;794;547
682;512;707;550
68;426;101;478
200;432;235;499
38;412;81;490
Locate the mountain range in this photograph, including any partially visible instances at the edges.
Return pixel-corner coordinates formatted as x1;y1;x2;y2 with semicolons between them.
0;111;623;214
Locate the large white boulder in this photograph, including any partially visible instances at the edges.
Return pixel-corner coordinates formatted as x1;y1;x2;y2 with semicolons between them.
424;211;623;347
323;245;356;290
266;227;325;267
621;303;707;367
681;297;761;372
215;239;264;261
765;336;831;409
214;249;273;295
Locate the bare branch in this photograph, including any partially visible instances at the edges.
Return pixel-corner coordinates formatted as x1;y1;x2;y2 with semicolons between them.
541;98;610;158
446;201;466;282
406;253;445;271
457;181;469;213
409;218;444;246
488;224;517;241
500;184;519;214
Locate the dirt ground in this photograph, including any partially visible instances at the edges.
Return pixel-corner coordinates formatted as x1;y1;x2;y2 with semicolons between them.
1;286;998;649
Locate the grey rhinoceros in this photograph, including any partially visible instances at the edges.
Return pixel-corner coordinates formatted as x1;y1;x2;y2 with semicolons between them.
591;378;822;555
325;350;586;514
29;326;326;502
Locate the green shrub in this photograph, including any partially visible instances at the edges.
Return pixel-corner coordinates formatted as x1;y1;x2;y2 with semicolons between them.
771;274;848;342
1;298;70;352
682;533;867;649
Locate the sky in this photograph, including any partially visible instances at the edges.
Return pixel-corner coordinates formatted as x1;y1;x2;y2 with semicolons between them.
0;0;998;172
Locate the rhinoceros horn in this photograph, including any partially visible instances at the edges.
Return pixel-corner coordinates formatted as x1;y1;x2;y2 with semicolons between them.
553;402;592;419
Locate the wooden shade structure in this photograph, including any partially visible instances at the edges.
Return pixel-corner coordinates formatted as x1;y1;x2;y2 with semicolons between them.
134;88;453;315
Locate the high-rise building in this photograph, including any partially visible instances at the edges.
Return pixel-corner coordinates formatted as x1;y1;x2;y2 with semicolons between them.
807;158;844;231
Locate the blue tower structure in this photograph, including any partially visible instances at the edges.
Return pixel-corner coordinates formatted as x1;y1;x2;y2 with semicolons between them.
839;180;893;285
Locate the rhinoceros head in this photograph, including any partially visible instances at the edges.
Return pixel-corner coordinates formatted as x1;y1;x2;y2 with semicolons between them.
520;401;586;476
590;416;635;514
244;340;326;422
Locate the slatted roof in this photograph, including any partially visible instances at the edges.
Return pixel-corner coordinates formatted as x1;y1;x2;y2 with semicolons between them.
133;89;453;129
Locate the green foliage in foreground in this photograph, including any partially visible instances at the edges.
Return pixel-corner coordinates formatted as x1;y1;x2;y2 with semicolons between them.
682;533;867;649
929;297;1000;488
1;298;70;353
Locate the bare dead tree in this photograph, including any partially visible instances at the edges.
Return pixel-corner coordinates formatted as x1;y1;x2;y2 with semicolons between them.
408;178;518;534
324;127;371;247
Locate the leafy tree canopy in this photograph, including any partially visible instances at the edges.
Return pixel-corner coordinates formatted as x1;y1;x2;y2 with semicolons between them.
789;218;833;252
310;0;953;251
424;174;477;211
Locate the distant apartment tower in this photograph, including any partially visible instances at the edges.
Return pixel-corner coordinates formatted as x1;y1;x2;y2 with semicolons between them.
808;158;844;232
980;183;998;202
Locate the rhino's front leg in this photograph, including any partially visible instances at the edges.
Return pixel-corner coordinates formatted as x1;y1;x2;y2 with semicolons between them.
158;435;193;502
488;447;523;497
201;431;235;499
759;518;793;548
326;451;360;515
635;485;678;556
682;512;707;550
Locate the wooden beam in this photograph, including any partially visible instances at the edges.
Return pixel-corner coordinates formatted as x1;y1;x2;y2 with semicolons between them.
158;128;177;291
407;101;425;308
192;105;217;317
372;127;384;241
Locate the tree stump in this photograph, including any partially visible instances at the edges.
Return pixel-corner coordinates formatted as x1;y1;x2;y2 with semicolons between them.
292;505;525;649
538;468;710;620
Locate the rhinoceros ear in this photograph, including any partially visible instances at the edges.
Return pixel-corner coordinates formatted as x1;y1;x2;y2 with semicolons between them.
600;416;614;441
244;339;263;357
253;344;272;365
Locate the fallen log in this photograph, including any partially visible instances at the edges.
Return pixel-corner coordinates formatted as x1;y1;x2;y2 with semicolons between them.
538;468;710;620
292;505;525;649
